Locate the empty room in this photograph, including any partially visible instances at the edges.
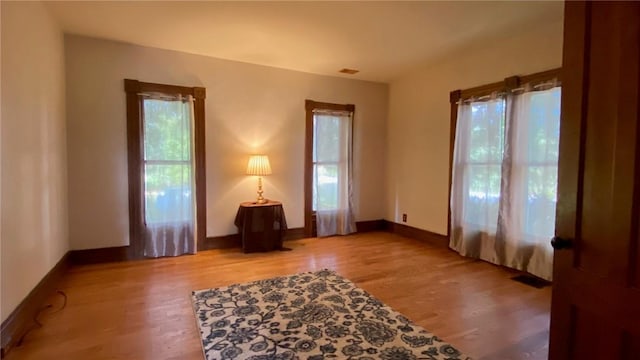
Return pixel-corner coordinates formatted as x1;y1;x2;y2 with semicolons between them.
1;1;638;359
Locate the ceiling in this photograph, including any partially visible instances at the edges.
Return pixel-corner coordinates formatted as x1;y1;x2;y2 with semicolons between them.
45;1;564;83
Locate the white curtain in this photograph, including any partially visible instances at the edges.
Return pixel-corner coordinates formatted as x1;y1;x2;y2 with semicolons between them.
499;86;561;280
450;86;561;280
142;95;197;257
450;95;505;263
313;110;356;237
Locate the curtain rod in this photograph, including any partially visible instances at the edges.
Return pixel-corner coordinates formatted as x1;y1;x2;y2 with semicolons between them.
459;81;560;104
139;93;195;102
510;80;560;93
313;108;353;116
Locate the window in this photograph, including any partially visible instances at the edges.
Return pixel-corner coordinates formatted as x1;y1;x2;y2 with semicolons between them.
462;97;505;228
517;87;562;239
143;98;194;224
305;100;356;237
449;69;561;280
312;113;347;211
124;80;206;258
458;89;561;237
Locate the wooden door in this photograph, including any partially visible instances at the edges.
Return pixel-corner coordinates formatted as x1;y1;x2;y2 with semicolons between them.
549;1;640;359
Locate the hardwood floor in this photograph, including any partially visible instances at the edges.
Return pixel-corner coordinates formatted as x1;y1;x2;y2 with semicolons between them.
6;232;551;360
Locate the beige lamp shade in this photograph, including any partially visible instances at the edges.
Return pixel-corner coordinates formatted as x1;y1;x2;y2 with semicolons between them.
246;155;272;176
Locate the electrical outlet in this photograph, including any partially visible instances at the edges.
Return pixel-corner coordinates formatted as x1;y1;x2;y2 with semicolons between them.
402;213;407;222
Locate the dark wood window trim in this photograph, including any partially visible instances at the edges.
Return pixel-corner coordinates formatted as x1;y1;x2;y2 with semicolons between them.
124;79;207;258
304;99;355;238
447;68;561;237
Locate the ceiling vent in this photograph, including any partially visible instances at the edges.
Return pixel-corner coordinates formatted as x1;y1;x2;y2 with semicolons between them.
339;68;359;75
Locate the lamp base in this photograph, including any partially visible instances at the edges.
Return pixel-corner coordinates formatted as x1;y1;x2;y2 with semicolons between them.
256;177;267;204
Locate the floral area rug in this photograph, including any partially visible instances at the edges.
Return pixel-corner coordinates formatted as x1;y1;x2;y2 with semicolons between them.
192;269;470;360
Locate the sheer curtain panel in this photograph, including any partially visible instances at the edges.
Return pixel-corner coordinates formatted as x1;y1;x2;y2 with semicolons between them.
313;110;356;237
498;86;561;280
450;96;505;262
142;95;197;257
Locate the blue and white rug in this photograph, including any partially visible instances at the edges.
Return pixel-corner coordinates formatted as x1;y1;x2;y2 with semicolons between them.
192;269;470;360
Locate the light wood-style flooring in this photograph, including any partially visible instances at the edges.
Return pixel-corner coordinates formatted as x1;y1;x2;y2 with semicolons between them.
7;232;551;360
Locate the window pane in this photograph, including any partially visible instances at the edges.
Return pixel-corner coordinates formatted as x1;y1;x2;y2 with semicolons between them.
527;88;562;163
469;99;505;163
524;165;558;238
464;164;501;226
313;164;338;211
313;114;341;162
144;164;192;223
143;99;191;161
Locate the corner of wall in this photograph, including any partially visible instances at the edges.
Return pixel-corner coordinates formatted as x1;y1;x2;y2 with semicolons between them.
385;21;564;235
1;0;69;323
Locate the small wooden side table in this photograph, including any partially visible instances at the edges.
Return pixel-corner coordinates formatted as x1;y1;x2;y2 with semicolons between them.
234;200;288;253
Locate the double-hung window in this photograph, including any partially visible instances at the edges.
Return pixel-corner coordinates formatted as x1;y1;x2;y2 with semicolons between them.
516;87;562;239
124;80;206;258
305;100;356;237
450;70;561;280
459;97;505;229
142;97;194;225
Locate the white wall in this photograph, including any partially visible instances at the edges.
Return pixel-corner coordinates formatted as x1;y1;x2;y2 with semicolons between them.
1;1;68;322
65;35;388;250
386;21;564;235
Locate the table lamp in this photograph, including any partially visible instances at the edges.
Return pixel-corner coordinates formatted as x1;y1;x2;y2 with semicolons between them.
246;155;272;204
